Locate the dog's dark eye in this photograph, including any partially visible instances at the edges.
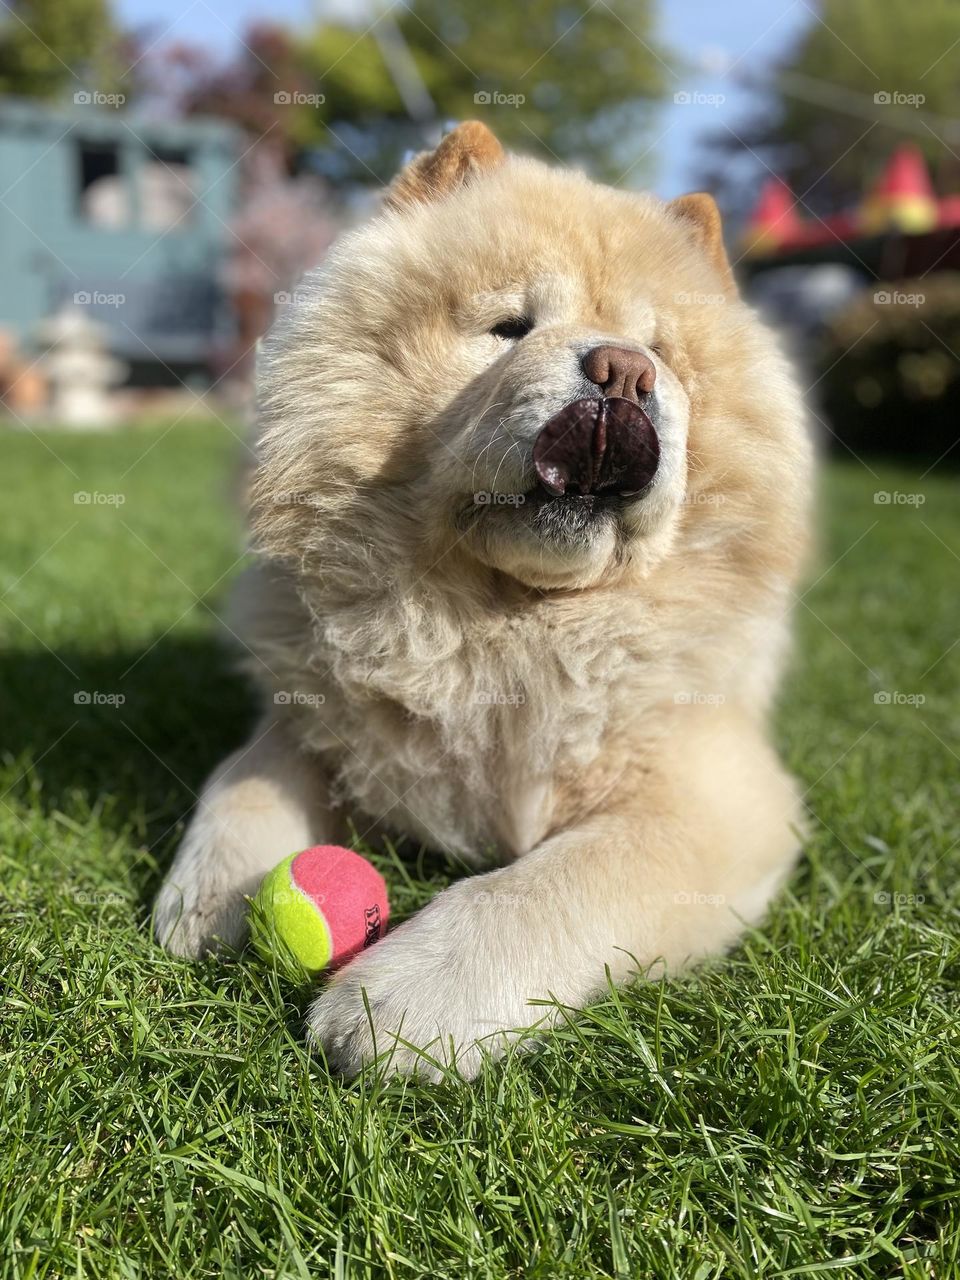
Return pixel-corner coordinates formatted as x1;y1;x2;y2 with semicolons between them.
490;317;533;341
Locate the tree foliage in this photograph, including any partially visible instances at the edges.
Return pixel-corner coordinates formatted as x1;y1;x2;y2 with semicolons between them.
0;0;125;100
710;0;960;213
179;0;670;184
300;0;669;180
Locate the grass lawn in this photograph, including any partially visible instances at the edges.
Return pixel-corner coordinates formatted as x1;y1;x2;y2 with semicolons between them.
2;419;959;1279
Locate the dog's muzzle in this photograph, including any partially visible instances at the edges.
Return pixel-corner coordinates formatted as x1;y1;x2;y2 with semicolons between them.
532;397;659;498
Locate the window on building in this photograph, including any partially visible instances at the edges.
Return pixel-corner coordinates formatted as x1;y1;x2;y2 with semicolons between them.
77;141;129;227
139;144;196;230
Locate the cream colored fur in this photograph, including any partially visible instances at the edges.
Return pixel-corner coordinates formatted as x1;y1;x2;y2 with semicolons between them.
154;125;814;1079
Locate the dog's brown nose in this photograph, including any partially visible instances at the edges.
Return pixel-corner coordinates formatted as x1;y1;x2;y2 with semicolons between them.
582;345;656;402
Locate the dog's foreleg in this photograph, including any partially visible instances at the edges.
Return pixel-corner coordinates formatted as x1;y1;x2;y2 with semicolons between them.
154;717;336;957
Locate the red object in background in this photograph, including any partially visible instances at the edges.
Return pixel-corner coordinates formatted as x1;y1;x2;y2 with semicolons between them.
860;145;938;235
871;144;936;202
744;178;806;252
741;146;960;257
936;194;960;229
799;209;860;250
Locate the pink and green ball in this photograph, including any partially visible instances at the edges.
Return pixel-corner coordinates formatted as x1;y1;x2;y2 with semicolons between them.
251;845;389;976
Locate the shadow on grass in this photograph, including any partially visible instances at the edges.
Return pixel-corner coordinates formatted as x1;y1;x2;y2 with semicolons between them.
0;634;463;917
0;635;254;889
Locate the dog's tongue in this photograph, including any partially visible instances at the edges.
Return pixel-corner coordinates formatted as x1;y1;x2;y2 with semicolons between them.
533;397;659;498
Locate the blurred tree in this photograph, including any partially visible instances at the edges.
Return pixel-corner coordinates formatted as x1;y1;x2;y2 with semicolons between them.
172;25;312;170
219;146;337;379
168;1;670;185
299;0;670;183
705;0;960;216
0;0;126;99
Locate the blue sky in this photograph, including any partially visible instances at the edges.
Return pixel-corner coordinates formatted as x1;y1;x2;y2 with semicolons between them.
115;0;813;196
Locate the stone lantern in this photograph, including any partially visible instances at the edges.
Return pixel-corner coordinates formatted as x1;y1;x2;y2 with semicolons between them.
37;307;127;428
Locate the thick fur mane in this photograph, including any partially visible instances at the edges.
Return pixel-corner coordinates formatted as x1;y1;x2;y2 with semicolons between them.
232;484;793;860
227;149;812;860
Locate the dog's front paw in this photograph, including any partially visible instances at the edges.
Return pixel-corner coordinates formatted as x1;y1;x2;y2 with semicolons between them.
153;871;248;958
305;873;552;1079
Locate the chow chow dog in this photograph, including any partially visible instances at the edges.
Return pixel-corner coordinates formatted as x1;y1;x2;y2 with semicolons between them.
155;122;813;1078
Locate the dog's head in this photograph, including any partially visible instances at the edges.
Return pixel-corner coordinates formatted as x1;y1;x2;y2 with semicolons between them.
254;123;810;595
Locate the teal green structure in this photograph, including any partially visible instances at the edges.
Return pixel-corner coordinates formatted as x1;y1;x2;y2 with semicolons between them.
0;98;241;385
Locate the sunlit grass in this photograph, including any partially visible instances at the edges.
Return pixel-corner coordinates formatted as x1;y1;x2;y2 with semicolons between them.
2;421;958;1277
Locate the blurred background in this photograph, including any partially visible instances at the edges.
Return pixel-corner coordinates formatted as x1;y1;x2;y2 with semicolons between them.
1;0;959;460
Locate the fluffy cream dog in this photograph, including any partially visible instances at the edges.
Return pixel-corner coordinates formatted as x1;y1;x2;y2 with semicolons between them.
155;122;813;1078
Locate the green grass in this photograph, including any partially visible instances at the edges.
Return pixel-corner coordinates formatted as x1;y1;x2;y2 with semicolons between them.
2;420;959;1278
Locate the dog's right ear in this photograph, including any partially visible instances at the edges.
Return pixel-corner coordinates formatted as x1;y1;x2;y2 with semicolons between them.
668;192;735;289
385;121;505;211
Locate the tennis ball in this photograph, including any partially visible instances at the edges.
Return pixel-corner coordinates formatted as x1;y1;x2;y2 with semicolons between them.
251;845;389;977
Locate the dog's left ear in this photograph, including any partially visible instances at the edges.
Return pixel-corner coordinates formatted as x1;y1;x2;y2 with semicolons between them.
385;121;505;211
668;193;735;289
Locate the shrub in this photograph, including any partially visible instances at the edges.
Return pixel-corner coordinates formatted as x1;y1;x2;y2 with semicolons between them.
814;273;960;459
